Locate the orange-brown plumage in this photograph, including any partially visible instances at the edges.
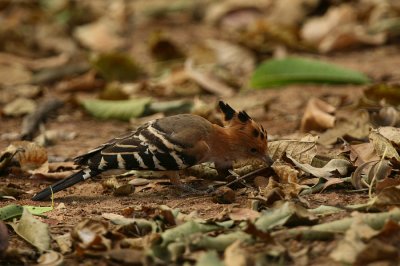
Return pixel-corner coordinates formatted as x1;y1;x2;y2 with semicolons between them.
32;101;269;200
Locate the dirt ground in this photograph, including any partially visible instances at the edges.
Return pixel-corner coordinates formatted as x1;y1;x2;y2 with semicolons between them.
1;45;399;265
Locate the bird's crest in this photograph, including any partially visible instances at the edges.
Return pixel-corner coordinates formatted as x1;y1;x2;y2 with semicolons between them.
218;101;267;141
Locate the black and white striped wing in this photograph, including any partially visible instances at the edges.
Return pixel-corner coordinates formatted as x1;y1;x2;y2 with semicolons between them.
82;121;198;172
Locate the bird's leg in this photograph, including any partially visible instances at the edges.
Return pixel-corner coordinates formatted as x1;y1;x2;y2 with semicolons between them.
165;171;206;195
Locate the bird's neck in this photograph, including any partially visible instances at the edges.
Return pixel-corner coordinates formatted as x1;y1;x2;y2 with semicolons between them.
206;125;240;162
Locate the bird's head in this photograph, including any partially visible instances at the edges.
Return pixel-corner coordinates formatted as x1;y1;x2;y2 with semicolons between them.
218;101;270;163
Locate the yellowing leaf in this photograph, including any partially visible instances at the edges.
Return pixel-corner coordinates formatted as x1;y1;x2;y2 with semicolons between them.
81;98;151;121
10;208;51;251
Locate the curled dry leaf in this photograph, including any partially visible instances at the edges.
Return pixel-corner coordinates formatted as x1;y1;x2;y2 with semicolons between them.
269;135;317;164
318;110;371;146
113;184;135;197
377;126;400;148
184;59;235;97
10;208;51;251
8;141;48;172
37;251;64;266
287;155;352;179
205;39;256;87
54;233;72;254
71;219;111;254
255;201;318;232
369;130;400;161
272;161;299;184
349;142;379;166
300;97;336;132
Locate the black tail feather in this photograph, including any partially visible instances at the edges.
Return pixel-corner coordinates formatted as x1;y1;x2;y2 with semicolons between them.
31;169;96;201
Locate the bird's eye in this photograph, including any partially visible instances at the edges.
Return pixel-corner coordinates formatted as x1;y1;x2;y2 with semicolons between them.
250;148;257;153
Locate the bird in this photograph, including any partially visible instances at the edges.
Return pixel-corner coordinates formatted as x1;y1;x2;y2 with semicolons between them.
31;101;269;201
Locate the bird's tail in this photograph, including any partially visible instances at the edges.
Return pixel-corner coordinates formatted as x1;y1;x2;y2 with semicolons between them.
31;168;97;201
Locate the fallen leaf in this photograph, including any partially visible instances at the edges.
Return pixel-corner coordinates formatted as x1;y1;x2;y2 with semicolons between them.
10;208;51;251
196;250;224;266
228;208;260;222
269;136;317;164
300;97;336;132
81;98;152;121
37;251;64;266
349;142;379;166
54;233;72;254
0;63;32;86
377;126;400;148
250;57;370;89
184;59;235;97
369;130;400;161
71;219;111;254
374;185;400;206
255;201;318;231
287;155;352;179
74;18;125;52
3;98;37;117
318;110;371;145
330;217;378;264
224;240;252;266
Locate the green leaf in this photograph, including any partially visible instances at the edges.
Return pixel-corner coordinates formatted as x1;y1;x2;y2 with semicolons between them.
0;204;23;221
24;206;53;216
0;204;53;221
250;57;370;89
81;98;152;121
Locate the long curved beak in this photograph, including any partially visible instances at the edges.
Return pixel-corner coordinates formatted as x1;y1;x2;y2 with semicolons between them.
262;154;274;166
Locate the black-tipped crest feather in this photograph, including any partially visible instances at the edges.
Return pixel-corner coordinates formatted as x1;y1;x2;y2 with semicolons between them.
218;101;236;121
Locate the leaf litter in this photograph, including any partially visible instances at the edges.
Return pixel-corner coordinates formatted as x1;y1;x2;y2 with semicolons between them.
1;0;400;265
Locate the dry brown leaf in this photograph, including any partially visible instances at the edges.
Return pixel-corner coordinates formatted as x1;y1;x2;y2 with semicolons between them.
37;251;64;266
0;52;68;71
330;217;378;264
228;208;260;222
350;142;379;166
369;130;400;161
10;141;48;171
0;221;9;253
74;18;125;52
377;126;400;147
272;161;299;184
0;63;32;86
376;178;400;192
184;59;235;97
3;98;37;117
318;110;371;146
71;219;111;255
287;155;352;179
300;97;336;132
375;185;400;206
269;136;317;164
205;39;256;87
55;71;105;92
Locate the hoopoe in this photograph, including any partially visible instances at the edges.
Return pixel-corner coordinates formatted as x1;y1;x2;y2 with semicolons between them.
32;101;269;201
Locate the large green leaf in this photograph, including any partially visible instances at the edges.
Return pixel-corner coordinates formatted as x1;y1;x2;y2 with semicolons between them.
250;57;370;89
82;98;152;121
